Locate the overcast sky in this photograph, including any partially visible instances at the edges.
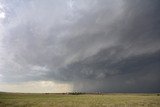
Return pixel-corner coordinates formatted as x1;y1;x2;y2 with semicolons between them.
0;0;160;93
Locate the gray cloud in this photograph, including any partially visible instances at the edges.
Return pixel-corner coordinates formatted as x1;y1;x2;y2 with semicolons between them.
0;0;160;92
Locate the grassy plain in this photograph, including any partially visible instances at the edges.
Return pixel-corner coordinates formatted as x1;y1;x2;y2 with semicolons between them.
0;92;160;107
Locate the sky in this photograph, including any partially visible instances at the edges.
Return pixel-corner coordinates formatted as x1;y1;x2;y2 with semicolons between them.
0;0;160;93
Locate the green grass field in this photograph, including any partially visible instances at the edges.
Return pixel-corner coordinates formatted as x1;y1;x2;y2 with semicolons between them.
0;92;160;107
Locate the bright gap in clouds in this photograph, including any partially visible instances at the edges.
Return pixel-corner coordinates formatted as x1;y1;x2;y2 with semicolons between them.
0;81;72;93
0;3;5;19
0;12;5;19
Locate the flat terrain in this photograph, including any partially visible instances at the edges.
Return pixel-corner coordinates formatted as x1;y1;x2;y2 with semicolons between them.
0;92;160;107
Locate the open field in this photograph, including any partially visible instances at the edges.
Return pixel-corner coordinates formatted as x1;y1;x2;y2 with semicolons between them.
0;92;160;107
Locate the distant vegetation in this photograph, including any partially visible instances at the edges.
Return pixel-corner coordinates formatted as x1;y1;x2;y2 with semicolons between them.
66;92;86;95
0;92;160;107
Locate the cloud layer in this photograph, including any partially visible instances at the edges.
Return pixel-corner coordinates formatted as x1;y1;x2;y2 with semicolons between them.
0;0;160;92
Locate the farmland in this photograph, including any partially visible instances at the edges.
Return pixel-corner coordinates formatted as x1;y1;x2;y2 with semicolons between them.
0;92;160;107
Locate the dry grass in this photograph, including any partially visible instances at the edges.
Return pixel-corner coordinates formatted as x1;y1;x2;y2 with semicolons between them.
0;92;160;107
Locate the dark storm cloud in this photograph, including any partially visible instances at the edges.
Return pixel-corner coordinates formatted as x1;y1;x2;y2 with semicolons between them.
0;0;160;92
